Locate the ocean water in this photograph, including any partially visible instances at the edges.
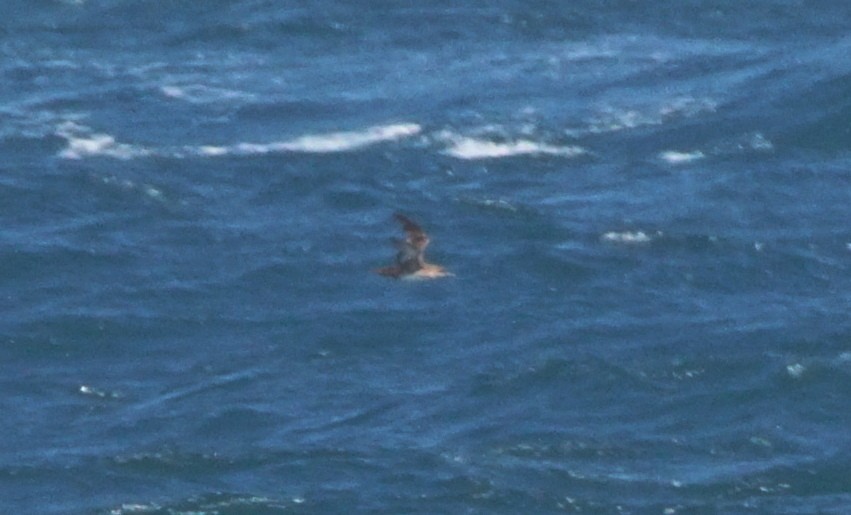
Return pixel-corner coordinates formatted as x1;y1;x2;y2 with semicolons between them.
2;1;851;513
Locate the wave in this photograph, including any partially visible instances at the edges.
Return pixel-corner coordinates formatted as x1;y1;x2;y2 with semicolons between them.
658;150;705;165
659;132;773;165
571;97;718;136
601;231;657;244
108;493;304;514
94;174;166;202
196;123;422;156
55;121;151;160
54;122;422;160
440;134;586;160
78;384;121;399
160;84;256;104
51;117;768;165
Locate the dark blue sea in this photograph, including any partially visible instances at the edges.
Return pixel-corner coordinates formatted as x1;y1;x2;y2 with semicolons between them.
3;1;851;513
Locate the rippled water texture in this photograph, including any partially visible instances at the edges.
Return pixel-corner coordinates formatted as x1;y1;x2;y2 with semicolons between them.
2;1;851;513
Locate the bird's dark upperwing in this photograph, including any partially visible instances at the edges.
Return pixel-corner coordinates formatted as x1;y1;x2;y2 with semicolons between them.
394;213;429;250
377;213;449;279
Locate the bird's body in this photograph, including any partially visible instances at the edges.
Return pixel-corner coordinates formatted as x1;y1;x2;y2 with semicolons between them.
376;214;452;280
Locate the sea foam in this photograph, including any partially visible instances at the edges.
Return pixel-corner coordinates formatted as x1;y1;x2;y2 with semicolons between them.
659;150;705;164
442;135;585;160
197;123;422;156
160;84;255;104
577;97;717;136
601;231;655;244
56;122;421;160
56;121;150;160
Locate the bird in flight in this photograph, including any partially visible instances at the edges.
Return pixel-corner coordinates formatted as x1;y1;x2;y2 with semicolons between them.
376;213;452;280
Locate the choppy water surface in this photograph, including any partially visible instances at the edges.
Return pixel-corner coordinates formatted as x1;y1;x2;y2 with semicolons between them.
2;1;851;513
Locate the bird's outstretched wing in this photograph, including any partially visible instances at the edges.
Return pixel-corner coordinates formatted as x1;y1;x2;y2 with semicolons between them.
394;213;430;250
377;213;450;279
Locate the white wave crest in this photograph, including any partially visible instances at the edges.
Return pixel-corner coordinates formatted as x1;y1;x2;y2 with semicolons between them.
56;121;150;160
459;197;518;212
601;231;655;244
79;384;121;399
747;132;773;151
160;86;185;98
786;363;806;378
577;97;717;136
442;136;585;160
198;145;229;157
160;84;255;104
659;150;705;164
282;123;422;152
197;123;422;156
53;122;421;160
584;109;658;134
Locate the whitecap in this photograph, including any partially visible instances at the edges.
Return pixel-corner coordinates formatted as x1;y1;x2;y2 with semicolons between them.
748;132;774;151
585;109;657;134
578;97;716;136
160;85;185;99
442;136;585;160
659;150;705;165
79;384;121;399
279;123;422;153
110;503;161;514
56;121;150;160
786;363;806;378
473;198;518;212
659;97;717;119
95;175;167;202
159;84;255;104
198;145;229;157
195;123;422;156
601;231;654;244
143;185;163;199
235;142;279;154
